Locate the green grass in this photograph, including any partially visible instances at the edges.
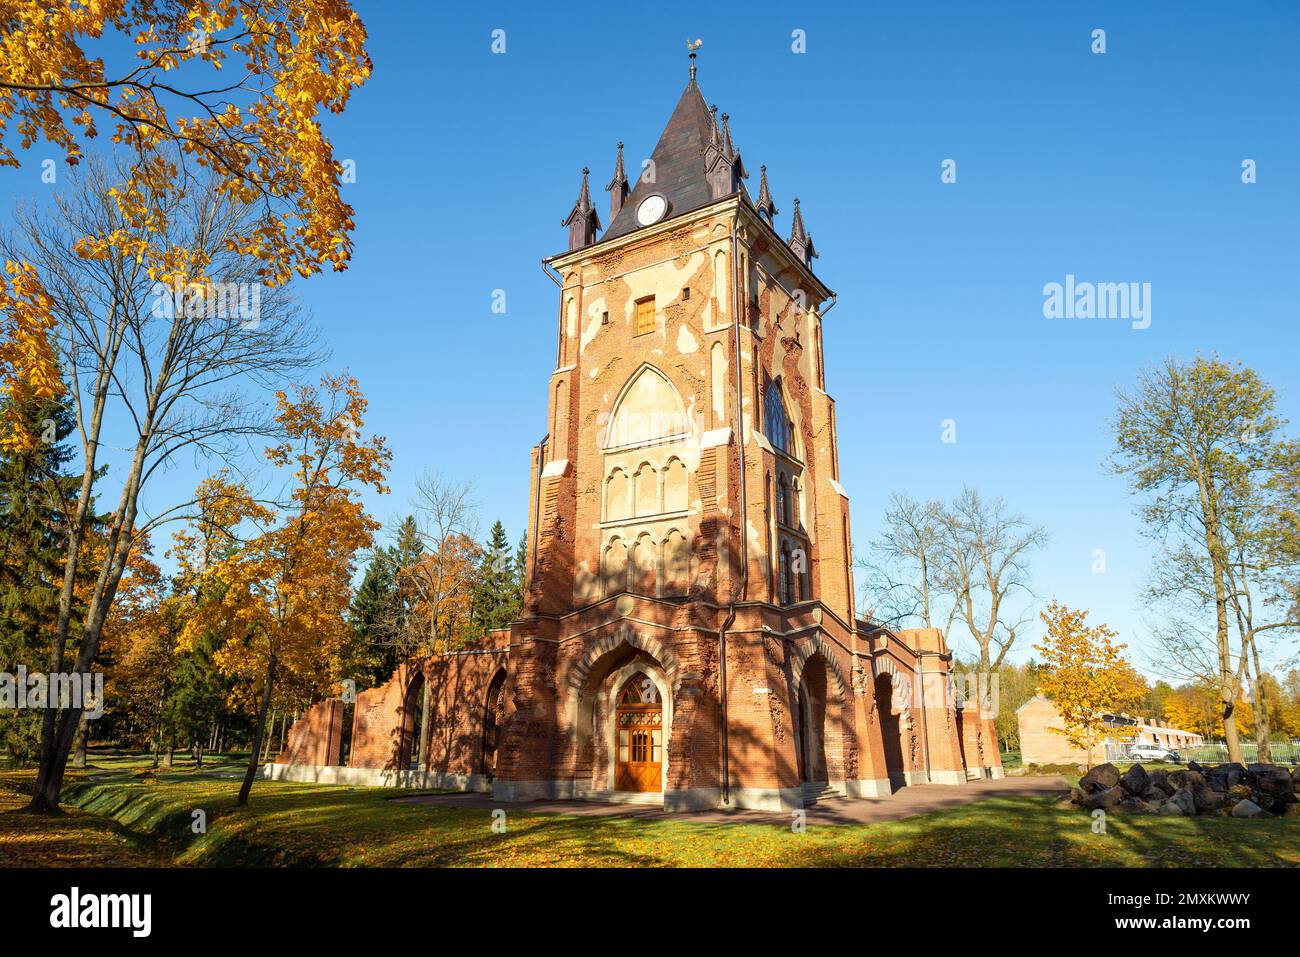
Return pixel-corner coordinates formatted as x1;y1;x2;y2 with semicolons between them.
0;760;1293;868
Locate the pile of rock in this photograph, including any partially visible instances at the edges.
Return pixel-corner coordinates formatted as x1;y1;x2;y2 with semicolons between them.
1069;761;1300;818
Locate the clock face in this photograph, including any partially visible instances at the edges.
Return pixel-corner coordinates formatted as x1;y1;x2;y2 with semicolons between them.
636;194;667;226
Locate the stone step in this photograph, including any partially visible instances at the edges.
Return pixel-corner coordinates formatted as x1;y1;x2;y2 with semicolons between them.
801;781;843;805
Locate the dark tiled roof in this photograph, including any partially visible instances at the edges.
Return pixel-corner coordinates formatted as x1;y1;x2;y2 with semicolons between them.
603;80;721;242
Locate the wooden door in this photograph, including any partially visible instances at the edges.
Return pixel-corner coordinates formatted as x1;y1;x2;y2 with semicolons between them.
615;673;663;793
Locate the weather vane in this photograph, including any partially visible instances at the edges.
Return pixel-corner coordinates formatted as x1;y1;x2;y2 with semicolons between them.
687;38;702;80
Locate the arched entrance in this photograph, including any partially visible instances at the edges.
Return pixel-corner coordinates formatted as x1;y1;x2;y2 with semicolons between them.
797;656;829;783
875;672;907;788
480;669;507;779
614;672;663;793
399;671;426;771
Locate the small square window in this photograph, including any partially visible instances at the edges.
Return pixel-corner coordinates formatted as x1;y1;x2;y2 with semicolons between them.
682;287;691;300
601;311;609;325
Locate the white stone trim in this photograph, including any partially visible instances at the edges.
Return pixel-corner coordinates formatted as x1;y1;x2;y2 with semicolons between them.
726;786;805;811
262;763;490;792
845;778;892;799
699;426;733;449
928;769;968;786
541;458;570;479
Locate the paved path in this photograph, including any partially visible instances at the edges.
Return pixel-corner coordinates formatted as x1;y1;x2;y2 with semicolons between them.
392;774;1068;826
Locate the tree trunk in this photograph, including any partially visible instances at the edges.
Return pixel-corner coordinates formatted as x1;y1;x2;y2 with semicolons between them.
1209;561;1245;765
417;673;432;771
238;649;277;806
1247;635;1272;763
70;713;90;769
260;709;275;763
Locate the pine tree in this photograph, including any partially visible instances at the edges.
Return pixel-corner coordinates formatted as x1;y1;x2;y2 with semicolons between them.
168;625;228;768
344;551;399;687
0;393;82;764
471;520;520;633
514;531;527;609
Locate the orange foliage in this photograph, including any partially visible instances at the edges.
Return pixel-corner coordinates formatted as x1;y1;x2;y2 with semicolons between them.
0;0;371;285
1034;600;1145;762
0;260;63;452
171;374;389;713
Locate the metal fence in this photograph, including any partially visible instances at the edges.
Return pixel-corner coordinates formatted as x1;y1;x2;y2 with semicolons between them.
1105;740;1300;765
1181;742;1300;766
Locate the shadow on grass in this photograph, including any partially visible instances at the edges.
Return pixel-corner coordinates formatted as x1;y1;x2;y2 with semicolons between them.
46;775;1300;868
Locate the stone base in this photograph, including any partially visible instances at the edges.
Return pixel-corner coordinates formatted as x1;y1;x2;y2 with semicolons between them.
665;787;721;812
845;777;892;799
491;781;809;811
728;786;805;811
261;763;491;792
892;770;930;787
987;765;1005;780
928;768;968;786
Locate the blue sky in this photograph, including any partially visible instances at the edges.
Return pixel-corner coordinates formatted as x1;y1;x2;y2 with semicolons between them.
2;1;1297;678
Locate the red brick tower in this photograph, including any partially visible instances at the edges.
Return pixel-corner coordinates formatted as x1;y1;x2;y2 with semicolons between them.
495;59;894;810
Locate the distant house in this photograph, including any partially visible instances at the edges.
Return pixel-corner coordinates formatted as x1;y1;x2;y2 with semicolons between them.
1016;695;1205;765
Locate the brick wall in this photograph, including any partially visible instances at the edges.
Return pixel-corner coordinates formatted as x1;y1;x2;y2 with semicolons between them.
275;698;343;766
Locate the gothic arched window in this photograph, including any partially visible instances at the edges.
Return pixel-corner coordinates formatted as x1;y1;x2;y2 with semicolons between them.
764;379;790;455
777;475;791;527
778;546;792;605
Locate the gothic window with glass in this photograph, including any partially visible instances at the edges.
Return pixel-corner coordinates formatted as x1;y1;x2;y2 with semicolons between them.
764;378;790;454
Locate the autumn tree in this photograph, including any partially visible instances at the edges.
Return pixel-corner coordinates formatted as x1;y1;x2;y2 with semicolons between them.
172;374;389;804
0;0;371;284
2;0;371;811
1112;355;1292;764
1034;601;1144;768
6;158;322;812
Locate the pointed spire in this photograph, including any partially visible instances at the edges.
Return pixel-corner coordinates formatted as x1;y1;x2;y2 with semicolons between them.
789;197;806;242
605;142;629;221
721;112;733;160
709;104;720;146
687;38;702;84
562;166;601;250
756;165;778;221
788;197;817;266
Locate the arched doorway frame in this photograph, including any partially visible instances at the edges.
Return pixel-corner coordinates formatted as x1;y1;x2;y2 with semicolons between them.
399;669;426;771
788;634;850;786
604;659;673;793
480;667;508;778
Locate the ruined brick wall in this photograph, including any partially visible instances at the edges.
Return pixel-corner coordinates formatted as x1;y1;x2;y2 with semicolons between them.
424;649;509;778
275;698;343;766
349;663;413;771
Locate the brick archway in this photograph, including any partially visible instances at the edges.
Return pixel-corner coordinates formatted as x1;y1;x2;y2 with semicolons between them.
788;634;851;787
872;655;913;710
561;626;678;797
788;633;849;701
565;624;681;700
